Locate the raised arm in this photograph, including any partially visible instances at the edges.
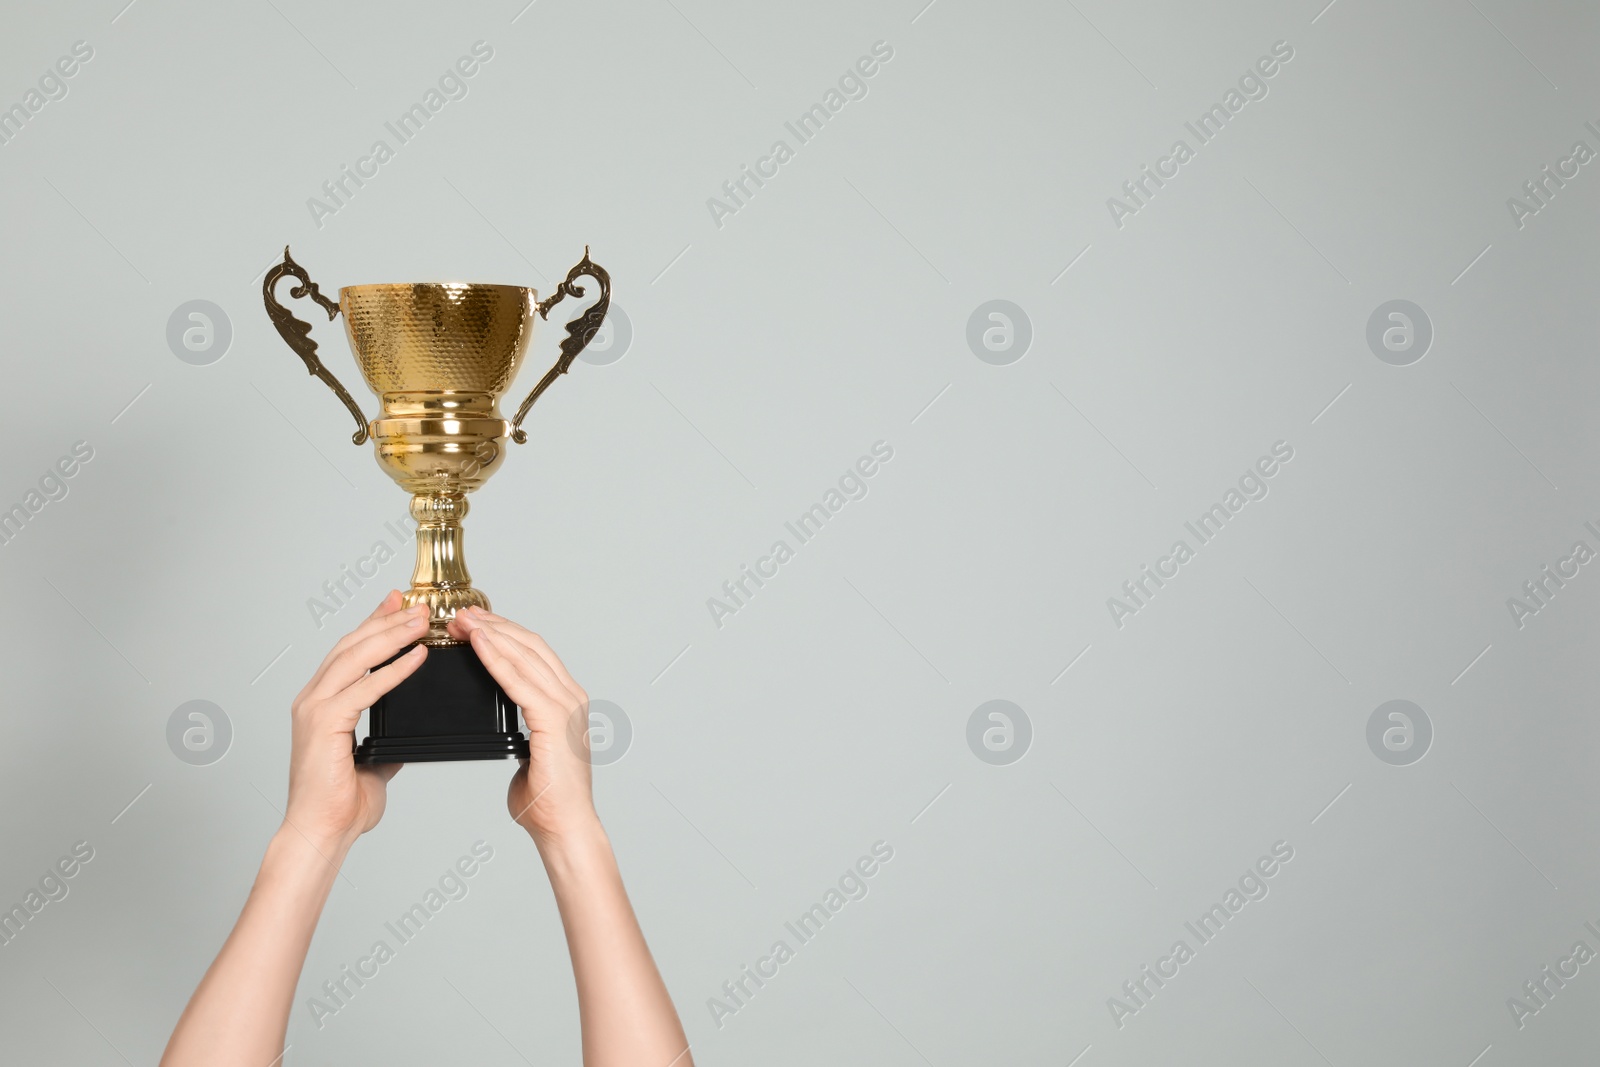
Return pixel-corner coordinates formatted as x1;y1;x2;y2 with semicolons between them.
161;592;428;1066
450;606;693;1067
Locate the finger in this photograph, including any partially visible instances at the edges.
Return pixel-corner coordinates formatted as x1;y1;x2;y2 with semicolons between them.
331;600;422;660
469;627;568;716
467;626;550;702
315;608;429;699
305;601;422;694
458;609;582;695
312;609;431;700
318;591;407;685
476;607;579;684
367;590;405;621
444;610;474;642
320;644;428;726
473;621;567;698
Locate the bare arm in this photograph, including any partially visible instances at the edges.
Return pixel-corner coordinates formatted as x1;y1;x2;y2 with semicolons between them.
161;829;346;1062
161;593;425;1066
542;819;693;1067
452;607;693;1067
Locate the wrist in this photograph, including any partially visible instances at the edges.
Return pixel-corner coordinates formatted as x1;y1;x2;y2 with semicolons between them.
531;814;611;883
518;799;602;848
267;823;355;881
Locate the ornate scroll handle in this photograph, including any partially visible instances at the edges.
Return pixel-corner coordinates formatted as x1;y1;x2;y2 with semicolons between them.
510;248;612;444
262;246;371;445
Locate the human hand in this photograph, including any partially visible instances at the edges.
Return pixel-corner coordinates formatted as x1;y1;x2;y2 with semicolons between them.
284;590;429;853
446;607;597;846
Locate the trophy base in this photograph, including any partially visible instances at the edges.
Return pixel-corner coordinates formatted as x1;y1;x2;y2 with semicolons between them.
354;732;529;764
355;643;529;765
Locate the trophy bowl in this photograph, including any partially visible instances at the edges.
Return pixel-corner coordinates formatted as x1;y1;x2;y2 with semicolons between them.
262;248;611;763
344;281;530;492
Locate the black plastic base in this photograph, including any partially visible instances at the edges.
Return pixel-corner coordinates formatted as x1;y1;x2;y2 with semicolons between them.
354;643;528;765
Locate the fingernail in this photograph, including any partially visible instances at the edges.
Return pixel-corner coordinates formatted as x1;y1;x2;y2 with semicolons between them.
408;645;426;657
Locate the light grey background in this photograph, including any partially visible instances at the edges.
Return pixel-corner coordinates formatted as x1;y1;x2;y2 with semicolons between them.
0;0;1595;1063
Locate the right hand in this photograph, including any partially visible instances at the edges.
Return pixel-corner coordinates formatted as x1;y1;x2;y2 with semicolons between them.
446;607;598;847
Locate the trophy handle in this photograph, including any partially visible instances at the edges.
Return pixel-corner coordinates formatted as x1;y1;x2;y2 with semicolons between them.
262;246;371;446
510;248;612;444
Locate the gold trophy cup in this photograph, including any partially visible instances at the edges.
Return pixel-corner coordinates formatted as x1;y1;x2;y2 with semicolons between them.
262;246;610;763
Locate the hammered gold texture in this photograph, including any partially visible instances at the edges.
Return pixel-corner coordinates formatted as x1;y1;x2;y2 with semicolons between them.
339;283;536;397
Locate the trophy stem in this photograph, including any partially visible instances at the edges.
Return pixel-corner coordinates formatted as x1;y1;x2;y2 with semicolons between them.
359;487;524;766
403;491;489;644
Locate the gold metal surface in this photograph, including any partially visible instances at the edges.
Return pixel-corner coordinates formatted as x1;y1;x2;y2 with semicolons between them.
261;247;611;644
341;282;534;397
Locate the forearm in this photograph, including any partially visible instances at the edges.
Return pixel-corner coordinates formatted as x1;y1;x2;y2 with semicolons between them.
161;826;348;1066
538;820;692;1067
